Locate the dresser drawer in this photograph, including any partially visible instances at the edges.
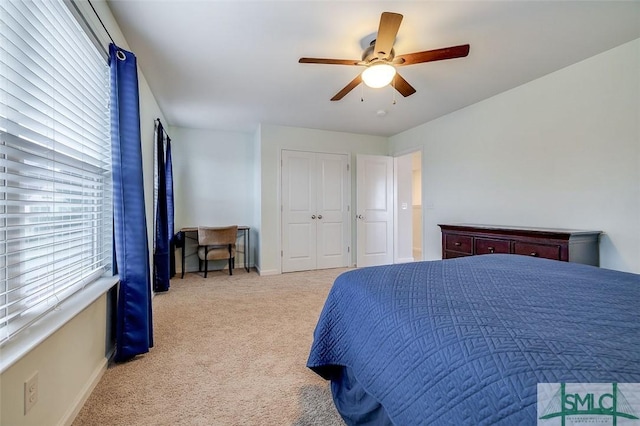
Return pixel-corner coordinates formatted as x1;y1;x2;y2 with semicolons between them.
513;242;561;260
443;250;472;260
444;234;473;254
475;238;510;255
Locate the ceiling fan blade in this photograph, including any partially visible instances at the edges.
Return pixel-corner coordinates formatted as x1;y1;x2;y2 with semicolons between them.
393;73;416;97
299;57;362;66
331;74;362;101
373;12;403;60
395;44;470;66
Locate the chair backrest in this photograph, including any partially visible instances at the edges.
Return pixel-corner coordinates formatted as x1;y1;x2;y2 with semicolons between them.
197;225;238;246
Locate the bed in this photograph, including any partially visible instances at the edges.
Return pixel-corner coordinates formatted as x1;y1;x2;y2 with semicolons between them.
307;254;640;425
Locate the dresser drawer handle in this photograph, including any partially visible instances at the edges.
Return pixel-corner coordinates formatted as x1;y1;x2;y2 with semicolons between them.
530;252;538;257
454;242;461;246
488;247;495;253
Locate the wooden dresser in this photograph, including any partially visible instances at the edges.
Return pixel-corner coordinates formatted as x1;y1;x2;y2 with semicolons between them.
438;224;602;266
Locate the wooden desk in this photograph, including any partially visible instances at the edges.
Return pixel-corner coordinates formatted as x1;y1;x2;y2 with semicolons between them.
178;226;250;277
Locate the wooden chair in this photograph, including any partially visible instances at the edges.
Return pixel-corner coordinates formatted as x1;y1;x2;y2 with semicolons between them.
197;226;237;277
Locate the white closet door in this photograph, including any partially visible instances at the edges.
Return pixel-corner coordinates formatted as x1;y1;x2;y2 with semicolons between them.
356;154;394;267
316;153;350;269
282;151;316;272
281;151;350;273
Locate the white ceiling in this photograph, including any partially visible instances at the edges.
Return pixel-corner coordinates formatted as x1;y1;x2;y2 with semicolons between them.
106;1;640;137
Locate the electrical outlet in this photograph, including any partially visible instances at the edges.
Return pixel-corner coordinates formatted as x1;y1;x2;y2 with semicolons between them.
24;371;38;414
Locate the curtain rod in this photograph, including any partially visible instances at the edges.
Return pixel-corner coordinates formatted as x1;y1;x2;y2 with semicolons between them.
87;0;116;47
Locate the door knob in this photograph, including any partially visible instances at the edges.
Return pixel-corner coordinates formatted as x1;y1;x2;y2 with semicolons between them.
311;215;316;219
318;215;323;219
357;214;365;220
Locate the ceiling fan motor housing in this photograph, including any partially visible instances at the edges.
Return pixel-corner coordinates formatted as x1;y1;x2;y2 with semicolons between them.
363;41;395;64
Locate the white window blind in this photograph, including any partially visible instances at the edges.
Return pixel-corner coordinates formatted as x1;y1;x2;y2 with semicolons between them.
0;0;112;344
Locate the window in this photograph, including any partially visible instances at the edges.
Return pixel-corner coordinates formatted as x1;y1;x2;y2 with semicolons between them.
0;0;112;345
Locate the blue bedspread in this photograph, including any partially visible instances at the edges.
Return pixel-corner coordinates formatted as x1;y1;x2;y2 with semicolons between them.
307;255;640;425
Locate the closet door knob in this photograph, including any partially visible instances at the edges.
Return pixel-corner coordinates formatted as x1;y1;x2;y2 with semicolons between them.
318;215;323;219
311;215;316;219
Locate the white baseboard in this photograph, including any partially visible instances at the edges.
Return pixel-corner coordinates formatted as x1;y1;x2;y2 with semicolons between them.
256;267;279;276
395;257;415;264
59;356;108;426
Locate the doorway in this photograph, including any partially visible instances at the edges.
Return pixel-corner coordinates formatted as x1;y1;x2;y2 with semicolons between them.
395;151;422;263
354;152;422;268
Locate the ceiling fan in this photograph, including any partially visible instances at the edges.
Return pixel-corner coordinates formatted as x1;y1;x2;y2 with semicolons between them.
299;12;470;101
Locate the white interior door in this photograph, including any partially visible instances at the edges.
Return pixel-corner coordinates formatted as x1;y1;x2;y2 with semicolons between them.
356;154;394;267
282;151;350;273
282;151;316;272
316;153;350;269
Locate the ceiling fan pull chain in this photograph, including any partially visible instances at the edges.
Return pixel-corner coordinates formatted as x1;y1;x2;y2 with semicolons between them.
392;78;397;105
361;83;364;102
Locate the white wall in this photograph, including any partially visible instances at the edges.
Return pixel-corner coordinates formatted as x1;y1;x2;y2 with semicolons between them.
0;1;167;424
169;127;255;229
1;296;108;426
258;124;388;275
390;39;640;273
169;126;256;271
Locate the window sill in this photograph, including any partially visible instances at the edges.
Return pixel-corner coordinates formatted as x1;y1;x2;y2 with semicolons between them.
0;275;119;374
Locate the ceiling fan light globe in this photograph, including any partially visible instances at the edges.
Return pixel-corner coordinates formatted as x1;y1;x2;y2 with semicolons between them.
362;63;396;88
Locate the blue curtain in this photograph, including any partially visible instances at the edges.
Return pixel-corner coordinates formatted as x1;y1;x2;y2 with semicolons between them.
166;137;175;276
153;121;174;291
110;43;153;362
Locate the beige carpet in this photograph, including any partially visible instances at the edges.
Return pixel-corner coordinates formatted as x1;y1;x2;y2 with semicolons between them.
73;268;348;426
